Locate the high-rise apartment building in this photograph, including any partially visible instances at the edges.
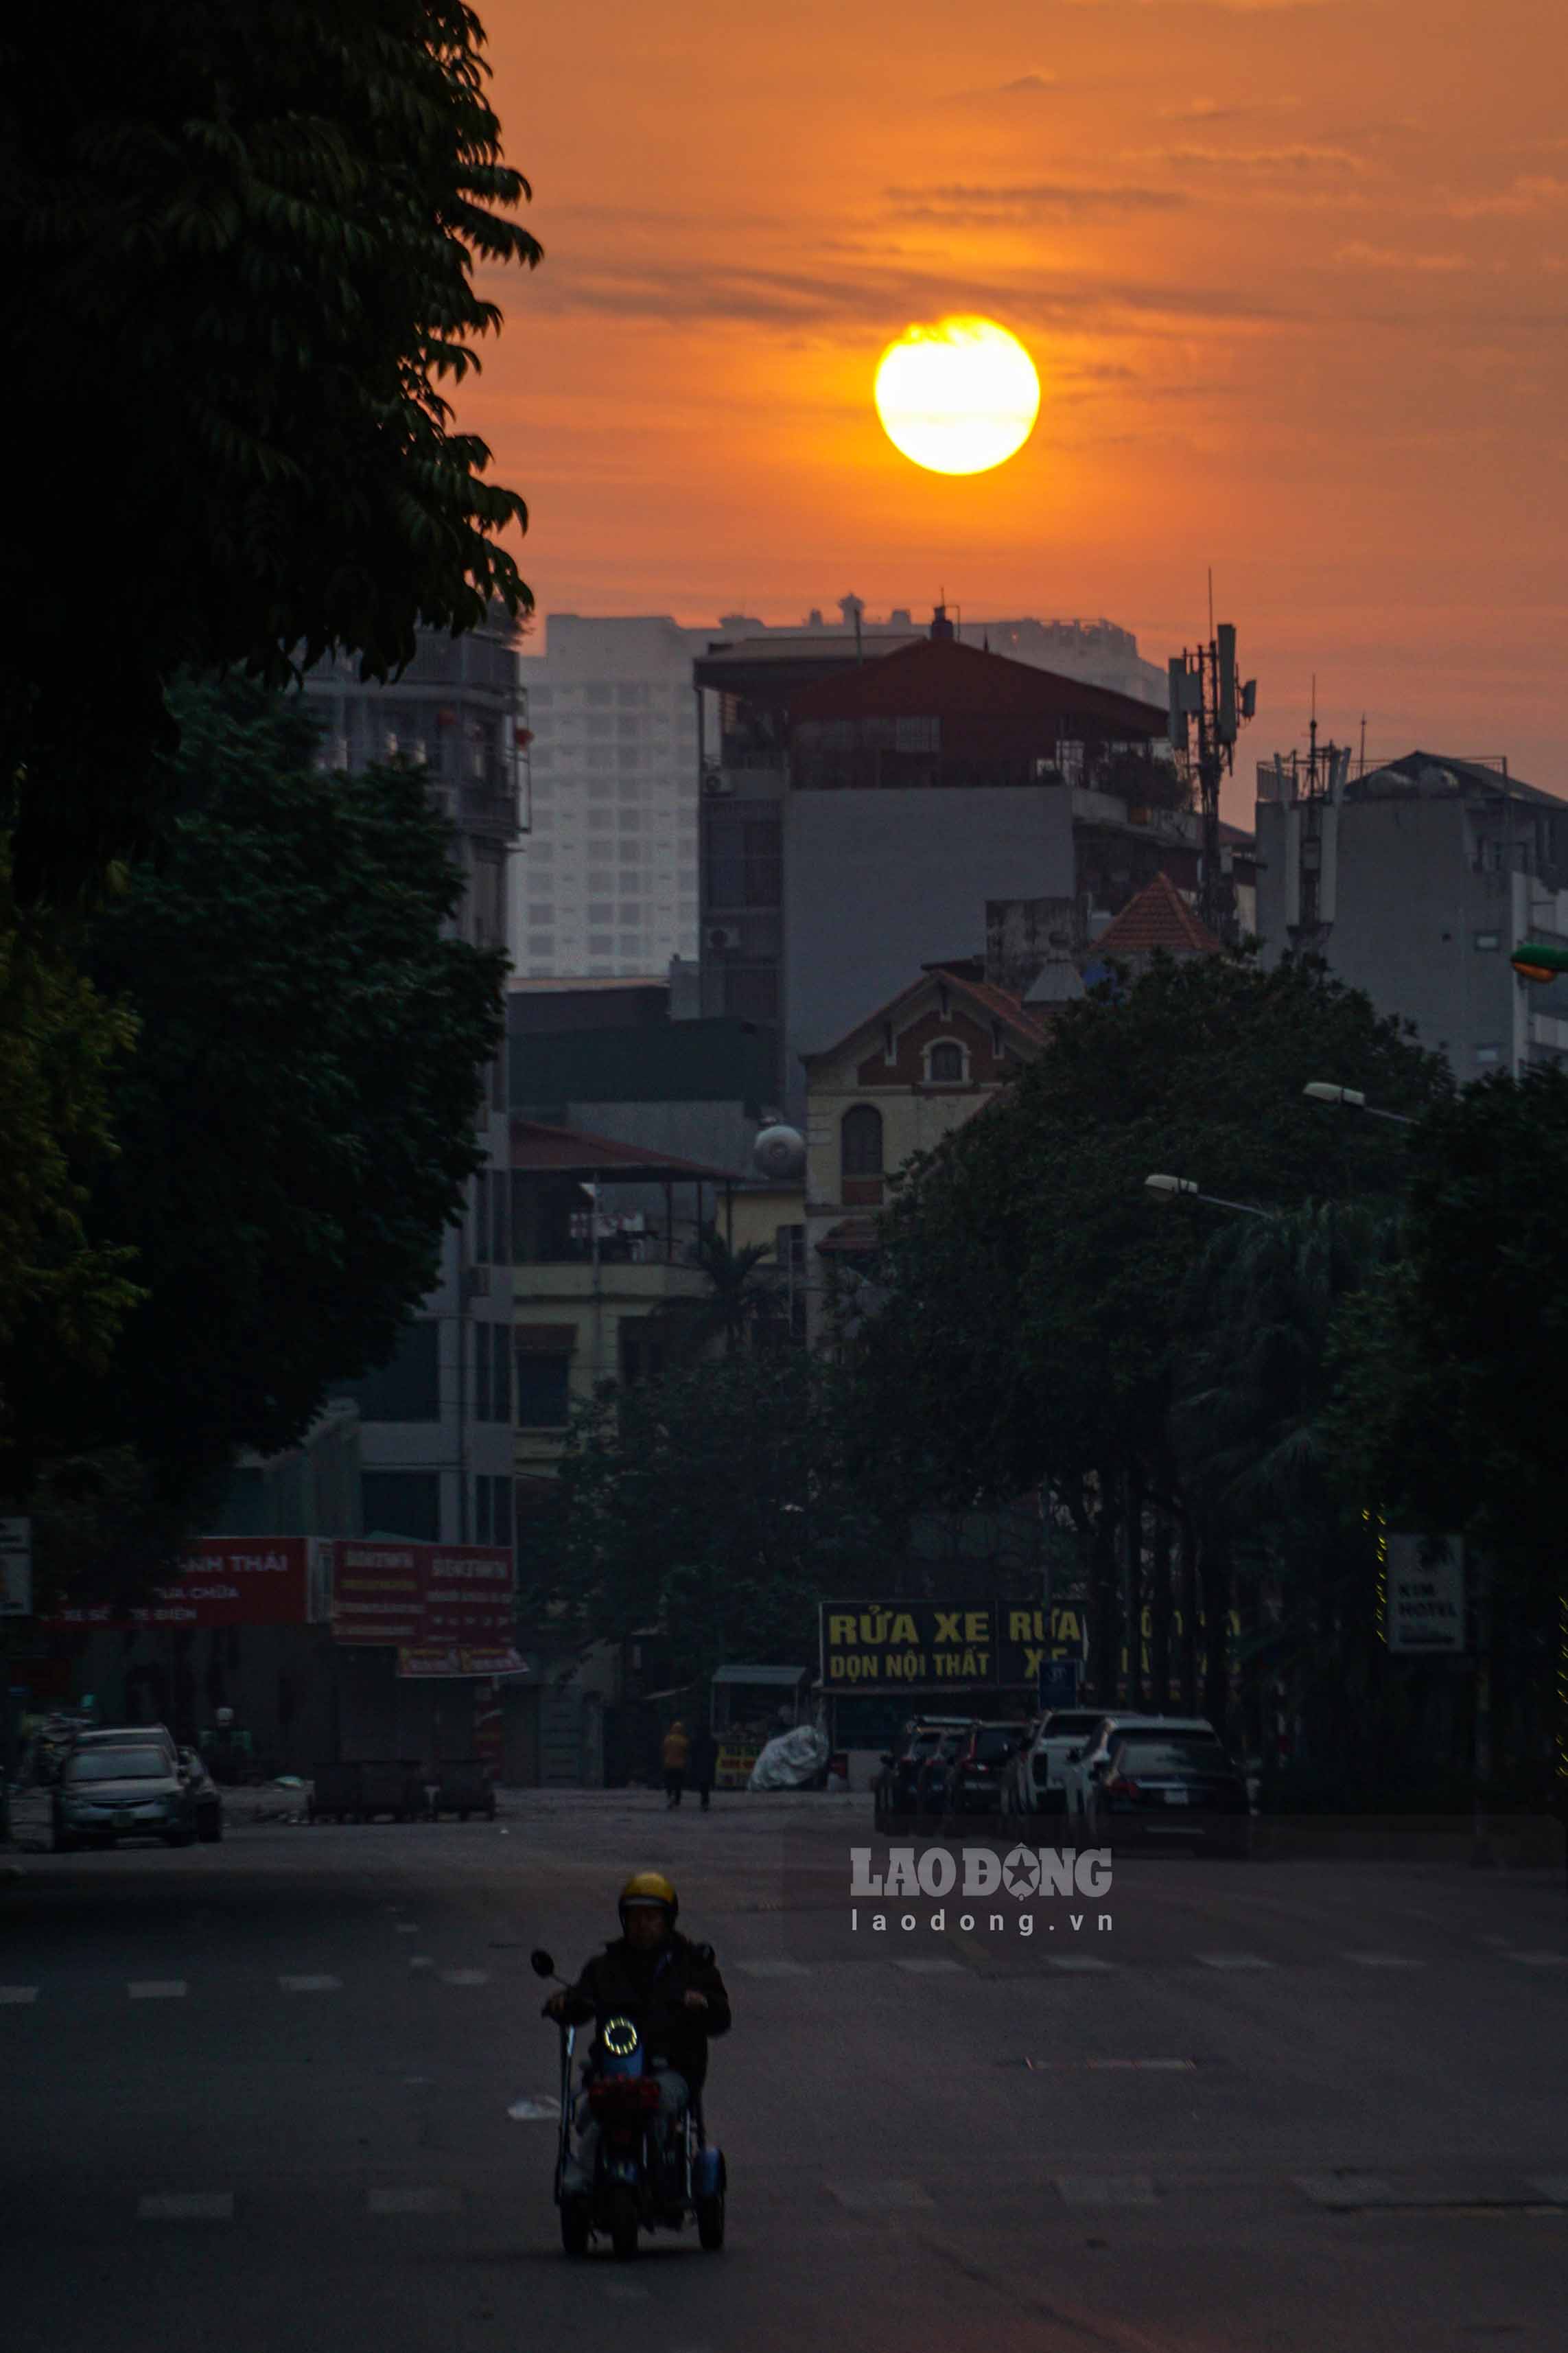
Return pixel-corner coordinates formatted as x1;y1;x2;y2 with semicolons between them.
515;601;1167;982
299;612;522;1550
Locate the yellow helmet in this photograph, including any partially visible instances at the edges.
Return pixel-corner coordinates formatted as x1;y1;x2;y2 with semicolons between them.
619;1869;679;1924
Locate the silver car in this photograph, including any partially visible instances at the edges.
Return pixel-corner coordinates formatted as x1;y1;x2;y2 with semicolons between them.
52;1742;198;1851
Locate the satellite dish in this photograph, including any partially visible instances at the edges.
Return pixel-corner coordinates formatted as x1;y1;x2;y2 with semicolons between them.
753;1124;806;1181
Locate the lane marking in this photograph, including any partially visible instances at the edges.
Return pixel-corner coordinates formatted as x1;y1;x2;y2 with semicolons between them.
1509;1952;1568;1968
735;1960;810;1978
368;2188;460;2215
1054;2175;1156;2207
893;1957;964;1975
0;1986;39;2006
138;2193;234;2221
1047;1956;1116;1973
279;1975;342;1993
828;2179;933;2210
394;1923;419;1935
1343;1954;1425;1969
1194;1953;1274;1971
128;1981;188;2000
1526;2177;1568;2202
506;2097;560;2121
408;1957;434;1970
438;1969;489;1986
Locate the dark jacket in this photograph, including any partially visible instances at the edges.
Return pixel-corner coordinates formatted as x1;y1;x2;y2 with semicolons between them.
689;1730;718;1785
559;1932;732;2090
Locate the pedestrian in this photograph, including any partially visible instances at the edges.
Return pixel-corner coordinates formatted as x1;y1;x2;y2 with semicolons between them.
661;1719;690;1807
690;1724;717;1811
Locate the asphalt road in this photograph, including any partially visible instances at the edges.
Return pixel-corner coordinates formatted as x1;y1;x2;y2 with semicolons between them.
4;1790;1567;2353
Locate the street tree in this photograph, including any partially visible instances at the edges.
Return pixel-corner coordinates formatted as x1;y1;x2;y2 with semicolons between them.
13;674;507;1594
853;949;1447;1723
1;1;539;906
546;1347;900;1686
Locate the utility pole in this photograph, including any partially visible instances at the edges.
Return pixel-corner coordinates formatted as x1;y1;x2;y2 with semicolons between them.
1168;621;1256;938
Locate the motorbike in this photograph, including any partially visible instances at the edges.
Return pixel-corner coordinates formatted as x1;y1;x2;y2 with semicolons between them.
531;1947;726;2260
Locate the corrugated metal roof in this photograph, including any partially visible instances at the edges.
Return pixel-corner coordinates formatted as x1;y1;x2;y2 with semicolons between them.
510;1118;738;1180
784;634;1166;739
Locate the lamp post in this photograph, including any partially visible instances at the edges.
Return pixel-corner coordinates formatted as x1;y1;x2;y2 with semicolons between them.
1302;1081;1416;1128
1144;1173;1277;1220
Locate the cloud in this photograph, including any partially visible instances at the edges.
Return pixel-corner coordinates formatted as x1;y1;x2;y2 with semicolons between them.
1334;242;1472;274
884;179;1188;221
997;72;1057;95
1155;143;1367;172
1448;176;1568;218
1061;0;1337;10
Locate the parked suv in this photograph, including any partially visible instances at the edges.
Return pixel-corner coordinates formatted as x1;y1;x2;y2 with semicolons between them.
871;1717;973;1829
1058;1715;1220;1822
1003;1708;1108;1819
1086;1731;1250;1855
947;1722;1029;1817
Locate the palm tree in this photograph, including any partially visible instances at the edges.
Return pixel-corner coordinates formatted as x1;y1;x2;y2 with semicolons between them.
683;1223;777;1358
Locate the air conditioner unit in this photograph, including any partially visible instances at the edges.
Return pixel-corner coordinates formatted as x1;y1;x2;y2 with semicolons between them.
702;768;733;796
706;924;741;952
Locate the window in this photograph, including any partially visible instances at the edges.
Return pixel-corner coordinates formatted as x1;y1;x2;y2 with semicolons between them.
1474;930;1501;951
337;1319;439;1422
473;1170;490;1263
361;1472;441;1542
475;1321;490;1421
517;1353;571;1427
491;1170;509;1263
1475;1043;1502;1065
585;684;613;707
475;1474;514;1546
928;1041;964;1083
587;902;614;926
841;1104;884;1179
493;1323;511;1422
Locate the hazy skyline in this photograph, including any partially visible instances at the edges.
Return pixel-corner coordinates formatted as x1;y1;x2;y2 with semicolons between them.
462;0;1565;816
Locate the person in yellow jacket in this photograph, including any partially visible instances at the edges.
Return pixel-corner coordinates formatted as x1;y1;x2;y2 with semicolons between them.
661;1721;690;1808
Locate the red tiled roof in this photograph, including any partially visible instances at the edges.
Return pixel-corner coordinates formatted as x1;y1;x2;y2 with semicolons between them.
801;967;1052;1070
1090;870;1222;958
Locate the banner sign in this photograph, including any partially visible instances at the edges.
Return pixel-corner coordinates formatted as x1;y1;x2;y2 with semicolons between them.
45;1539;310;1631
820;1601;1088;1691
1386;1535;1465;1654
397;1643;530;1680
331;1541;515;1651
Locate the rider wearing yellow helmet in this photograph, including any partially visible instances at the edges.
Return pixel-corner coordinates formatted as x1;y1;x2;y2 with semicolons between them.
544;1872;732;2195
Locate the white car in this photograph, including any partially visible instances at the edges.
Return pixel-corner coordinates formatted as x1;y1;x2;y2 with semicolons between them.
1002;1709;1108;1819
1057;1715;1219;1824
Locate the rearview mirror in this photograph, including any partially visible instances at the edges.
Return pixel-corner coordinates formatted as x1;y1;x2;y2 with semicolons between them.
530;1949;555;1979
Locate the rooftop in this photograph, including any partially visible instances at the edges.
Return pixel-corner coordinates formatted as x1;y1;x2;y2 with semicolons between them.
1089;870;1223;960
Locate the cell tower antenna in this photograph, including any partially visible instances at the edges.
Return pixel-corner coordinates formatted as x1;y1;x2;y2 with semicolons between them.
1173;605;1254;940
1207;568;1215;638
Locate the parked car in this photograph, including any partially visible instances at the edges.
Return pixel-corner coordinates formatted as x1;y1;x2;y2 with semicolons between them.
176;1748;224;1843
1003;1708;1109;1819
1086;1732;1251;1855
871;1717;972;1829
52;1741;200;1851
947;1722;1030;1817
1058;1715;1221;1822
911;1729;970;1821
71;1723;179;1772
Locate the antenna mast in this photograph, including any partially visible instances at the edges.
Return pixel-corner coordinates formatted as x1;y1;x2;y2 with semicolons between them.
1168;616;1256;939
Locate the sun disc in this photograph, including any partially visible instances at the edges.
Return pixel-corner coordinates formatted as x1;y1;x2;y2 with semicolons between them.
874;316;1040;476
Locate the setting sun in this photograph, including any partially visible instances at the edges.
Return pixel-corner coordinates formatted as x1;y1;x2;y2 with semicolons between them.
873;316;1041;476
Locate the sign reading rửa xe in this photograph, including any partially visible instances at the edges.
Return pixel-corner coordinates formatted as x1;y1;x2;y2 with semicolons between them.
820;1601;1086;1688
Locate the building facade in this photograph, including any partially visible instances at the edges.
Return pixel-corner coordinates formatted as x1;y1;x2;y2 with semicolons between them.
300;614;522;1549
1254;750;1568;1078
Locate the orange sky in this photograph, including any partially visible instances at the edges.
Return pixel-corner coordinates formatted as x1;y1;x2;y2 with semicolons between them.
463;0;1566;818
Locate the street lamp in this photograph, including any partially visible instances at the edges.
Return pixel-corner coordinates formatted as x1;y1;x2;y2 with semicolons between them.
1302;1081;1415;1128
1144;1173;1276;1220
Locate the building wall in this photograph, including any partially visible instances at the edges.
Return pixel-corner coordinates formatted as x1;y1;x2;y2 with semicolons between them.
1256;794;1523;1076
300;619;519;1550
782;785;1075;1113
517;616;709;980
